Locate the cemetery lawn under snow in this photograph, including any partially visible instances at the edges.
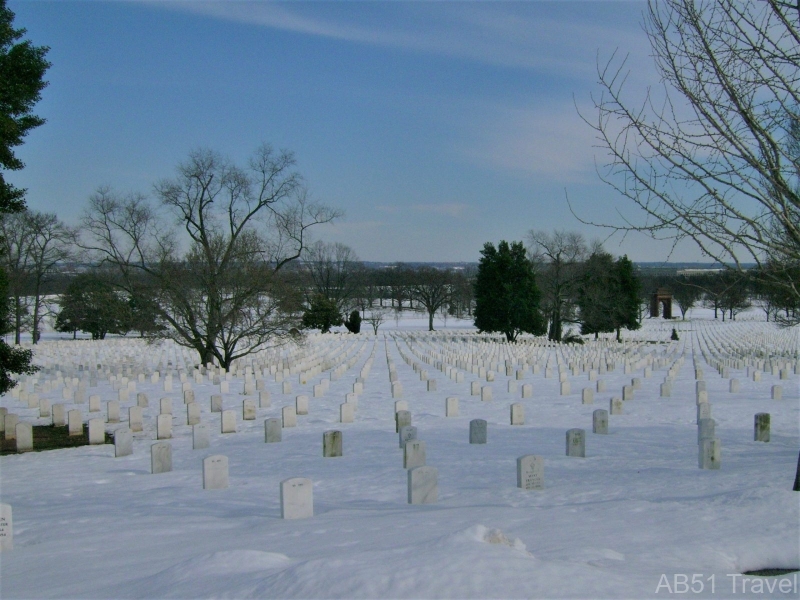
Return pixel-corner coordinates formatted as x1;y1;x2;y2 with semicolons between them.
0;309;798;599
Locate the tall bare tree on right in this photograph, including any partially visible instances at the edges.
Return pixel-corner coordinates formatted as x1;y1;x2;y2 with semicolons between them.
580;0;800;321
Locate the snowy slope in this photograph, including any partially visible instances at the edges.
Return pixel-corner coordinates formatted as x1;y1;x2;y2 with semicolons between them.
0;309;798;599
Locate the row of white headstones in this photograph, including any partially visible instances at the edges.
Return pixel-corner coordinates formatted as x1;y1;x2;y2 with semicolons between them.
0;327;794;549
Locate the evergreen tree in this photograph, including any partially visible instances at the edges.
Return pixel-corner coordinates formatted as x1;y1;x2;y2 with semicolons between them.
473;240;545;342
0;0;51;211
301;294;342;333
577;251;616;338
612;255;641;341
343;309;361;334
0;0;48;391
55;273;131;340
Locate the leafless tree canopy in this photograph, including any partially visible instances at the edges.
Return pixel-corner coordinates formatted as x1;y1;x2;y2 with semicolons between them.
0;210;76;343
579;0;800;303
527;230;590;341
81;144;341;368
302;241;363;312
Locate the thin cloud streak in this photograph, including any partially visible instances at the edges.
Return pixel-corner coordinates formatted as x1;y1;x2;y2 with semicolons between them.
156;2;650;78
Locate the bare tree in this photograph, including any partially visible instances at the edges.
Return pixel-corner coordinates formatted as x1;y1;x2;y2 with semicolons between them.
364;307;388;334
578;0;800;312
0;210;76;343
527;230;589;341
407;266;452;331
81;145;340;368
302;241;362;312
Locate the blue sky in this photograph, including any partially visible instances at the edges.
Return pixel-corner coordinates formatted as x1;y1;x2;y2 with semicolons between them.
8;0;701;263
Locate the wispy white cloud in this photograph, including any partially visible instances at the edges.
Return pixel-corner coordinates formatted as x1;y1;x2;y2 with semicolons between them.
154;2;651;78
411;203;469;218
457;102;599;181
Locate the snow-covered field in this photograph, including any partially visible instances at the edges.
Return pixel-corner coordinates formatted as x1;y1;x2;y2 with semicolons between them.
1;309;798;599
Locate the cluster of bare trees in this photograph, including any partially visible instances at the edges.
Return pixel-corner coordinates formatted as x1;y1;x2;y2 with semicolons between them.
0;210;76;344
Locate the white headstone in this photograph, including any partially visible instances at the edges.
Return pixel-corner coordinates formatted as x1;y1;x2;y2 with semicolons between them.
193;423;210;449
282;405;297;428
295;395;309;416
0;504;12;551
280;477;313;519
107;401;120;423
510;403;524;425
187;402;201;426
67;410;82;436
481;386;493;401
609;397;623;415
445;397;459;417
15;422;32;452
151;441;172;473
698;437;721;469
52;404;66;427
203;455;229;490
156;414;172;439
408;466;438;504
340;403;354;423
582;388;594;404
221;410;236;433
516;455;544;490
88;418;105;444
114;427;133;457
403;439;426;469
265;418;282;443
243;399;257;421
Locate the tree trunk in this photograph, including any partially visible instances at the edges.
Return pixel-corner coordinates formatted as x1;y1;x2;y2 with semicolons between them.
14;296;21;345
428;310;434;331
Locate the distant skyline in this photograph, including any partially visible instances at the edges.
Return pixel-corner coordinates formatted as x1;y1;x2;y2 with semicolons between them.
9;1;707;263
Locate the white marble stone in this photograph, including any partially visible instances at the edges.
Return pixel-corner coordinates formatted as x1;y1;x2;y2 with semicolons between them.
114;427;133;457
399;425;417;449
259;391;271;408
67;410;82;436
0;504;12;551
221;410;236;434
107;401;120;423
582;388;594;404
395;410;411;433
282;405;296;428
408;466;438;504
609;397;623;415
510;403;524;425
88;418;105;444
481;386;493;401
280;477;313;519
445;397;459;417
404;439;426;469
210;395;222;413
187;402;201;426
772;385;783;400
295;395;309;416
339;403;354;423
192;423;210;450
517;455;544;490
52;404;65;427
242;399;257;421
203;455;229;490
151;441;172;473
698;437;721;469
265;418;282;443
521;383;532;398
156;414;172;439
15;422;32;452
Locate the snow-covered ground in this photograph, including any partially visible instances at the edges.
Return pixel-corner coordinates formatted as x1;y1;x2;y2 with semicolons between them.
1;308;798;599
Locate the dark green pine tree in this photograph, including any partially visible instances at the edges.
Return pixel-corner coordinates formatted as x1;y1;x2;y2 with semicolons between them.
0;266;35;392
0;1;49;392
611;255;641;341
55;274;132;340
473;240;545;342
578;251;617;339
0;0;51;211
301;294;342;333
